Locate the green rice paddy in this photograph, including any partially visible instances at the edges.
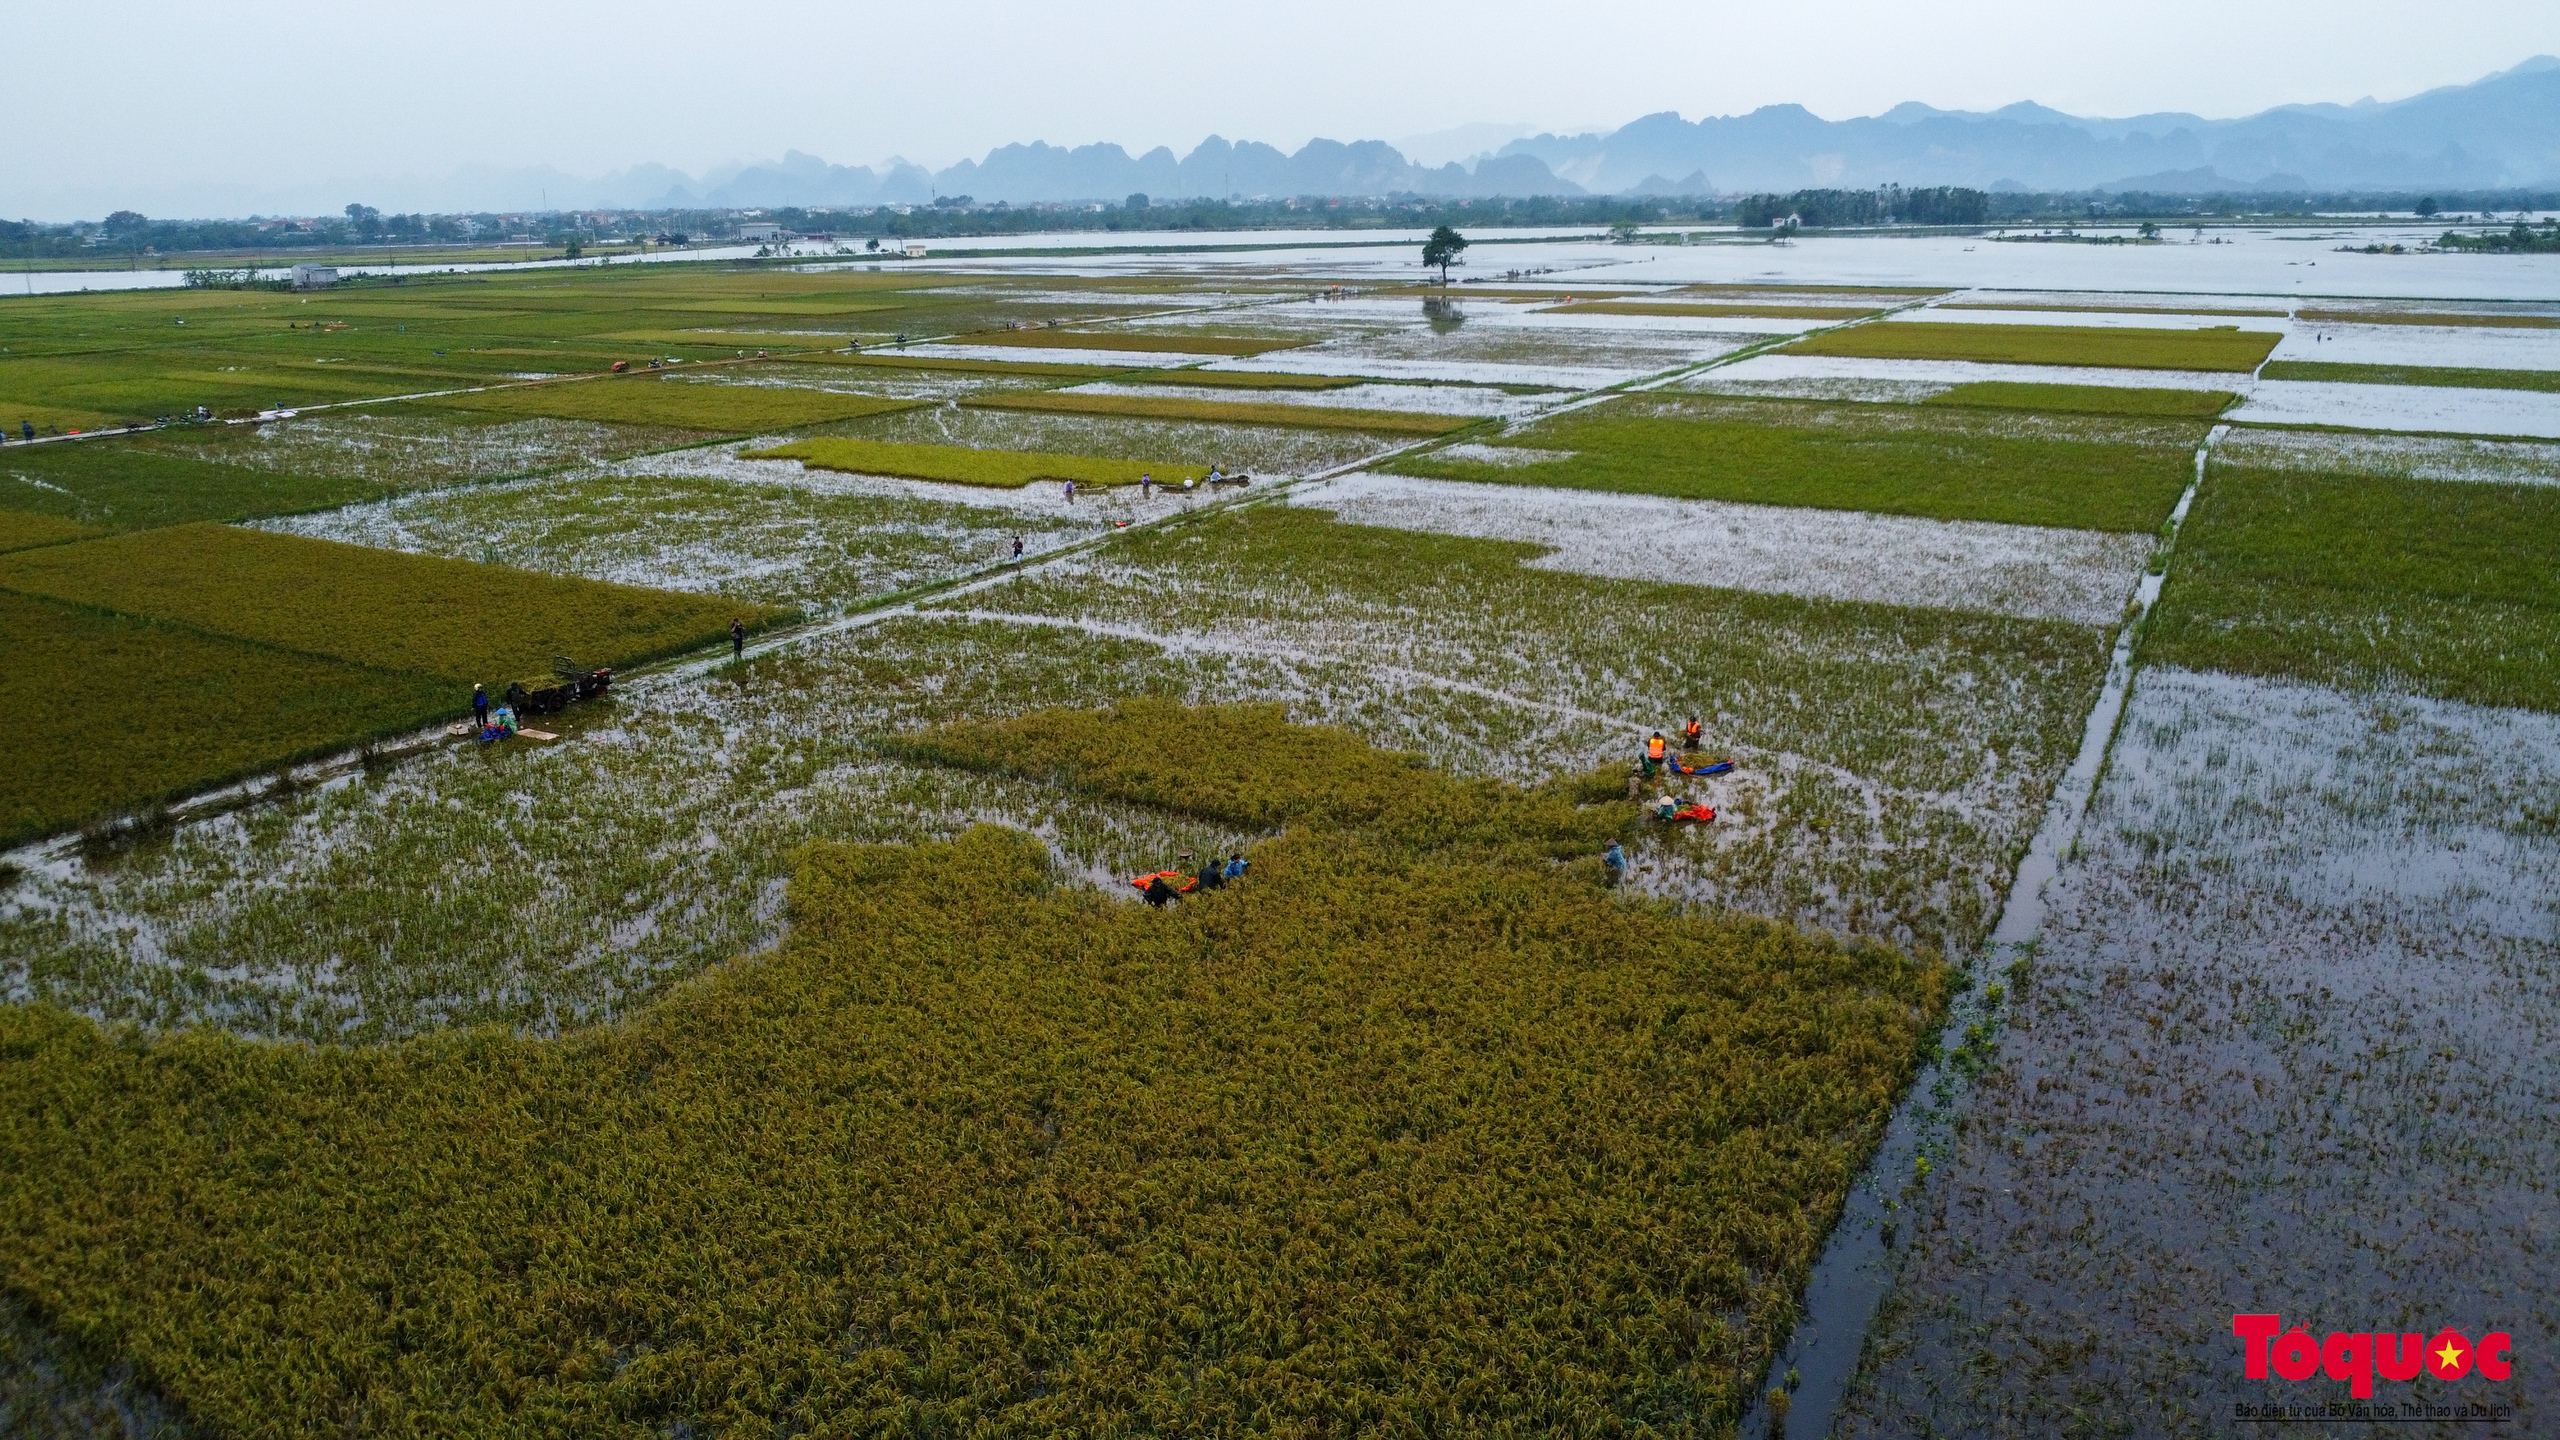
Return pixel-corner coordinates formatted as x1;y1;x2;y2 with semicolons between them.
2257;360;2560;392
748;436;1209;488
1785;320;2282;372
1922;381;2237;418
2147;460;2560;711
1392;394;2205;531
967;388;1474;435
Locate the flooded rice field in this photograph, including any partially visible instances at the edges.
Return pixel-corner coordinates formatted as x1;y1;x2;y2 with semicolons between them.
2213;426;2560;486
1290;470;2151;625
836;400;1406;475
1685;353;2254;395
928;510;2112;957
2229;380;2560;439
260;469;1092;615
1836;665;2560;1436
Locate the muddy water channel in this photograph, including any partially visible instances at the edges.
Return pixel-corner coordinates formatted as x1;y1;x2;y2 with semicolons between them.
1835;666;2560;1437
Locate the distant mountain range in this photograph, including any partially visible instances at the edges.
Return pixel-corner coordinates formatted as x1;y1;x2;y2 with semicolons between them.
33;57;2560;221
1497;55;2560;195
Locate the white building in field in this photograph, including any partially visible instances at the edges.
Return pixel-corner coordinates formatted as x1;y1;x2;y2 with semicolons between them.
290;264;338;290
739;222;783;242
903;242;929;258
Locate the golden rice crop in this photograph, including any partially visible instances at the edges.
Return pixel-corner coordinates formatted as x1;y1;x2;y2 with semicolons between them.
0;705;1943;1434
0;508;99;553
0;523;779;685
746;436;1208;488
965;388;1473;435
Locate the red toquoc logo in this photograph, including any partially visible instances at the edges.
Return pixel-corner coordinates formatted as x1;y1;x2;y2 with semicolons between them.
2234;1315;2513;1399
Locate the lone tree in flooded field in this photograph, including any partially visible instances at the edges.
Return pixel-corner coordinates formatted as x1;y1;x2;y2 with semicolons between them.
1423;224;1467;283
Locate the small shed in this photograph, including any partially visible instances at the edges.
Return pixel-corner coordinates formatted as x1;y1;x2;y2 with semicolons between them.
290;263;338;290
902;242;929;258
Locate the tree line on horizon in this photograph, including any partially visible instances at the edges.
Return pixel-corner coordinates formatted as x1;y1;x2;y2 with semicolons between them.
8;186;2560;264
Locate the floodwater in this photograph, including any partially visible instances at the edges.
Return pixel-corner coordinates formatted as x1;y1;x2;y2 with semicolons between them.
1834;666;2560;1437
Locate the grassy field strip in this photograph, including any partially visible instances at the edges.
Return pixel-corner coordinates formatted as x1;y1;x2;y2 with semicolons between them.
747;436;1212;488
2147;452;2560;710
2227;380;2560;440
1684;353;2265;399
1938;300;2288;318
1070;380;1547;420
2296;308;2560;328
1292;472;2149;626
1743;421;2226;1437
1836;666;2560;1435
1922;381;2235;418
2259;360;2560;392
1909;307;2286;330
1787;321;2282;372
1533;302;1889;320
962;388;1477;435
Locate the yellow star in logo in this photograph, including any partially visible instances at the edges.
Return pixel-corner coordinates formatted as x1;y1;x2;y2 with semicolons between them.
2436;1340;2465;1370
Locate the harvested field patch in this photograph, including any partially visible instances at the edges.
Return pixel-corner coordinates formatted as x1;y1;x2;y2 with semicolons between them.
0;590;450;845
0;707;1944;1432
2258;360;2560;392
1923;381;2236;418
1392;395;2204;532
418;374;919;432
0;523;773;685
0;508;99;553
748;436;1207;489
969;329;1296;355
966;388;1474;435
2148;460;2560;710
1787;321;2281;372
1292;472;2150;626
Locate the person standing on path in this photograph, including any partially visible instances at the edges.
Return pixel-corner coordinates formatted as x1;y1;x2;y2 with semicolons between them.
472;683;490;729
1011;535;1025;562
730;618;745;661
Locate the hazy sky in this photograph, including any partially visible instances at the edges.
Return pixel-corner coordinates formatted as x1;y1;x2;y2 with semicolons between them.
9;0;2554;216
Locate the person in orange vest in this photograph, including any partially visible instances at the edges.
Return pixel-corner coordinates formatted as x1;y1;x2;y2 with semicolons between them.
1682;717;1703;751
1644;731;1667;777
